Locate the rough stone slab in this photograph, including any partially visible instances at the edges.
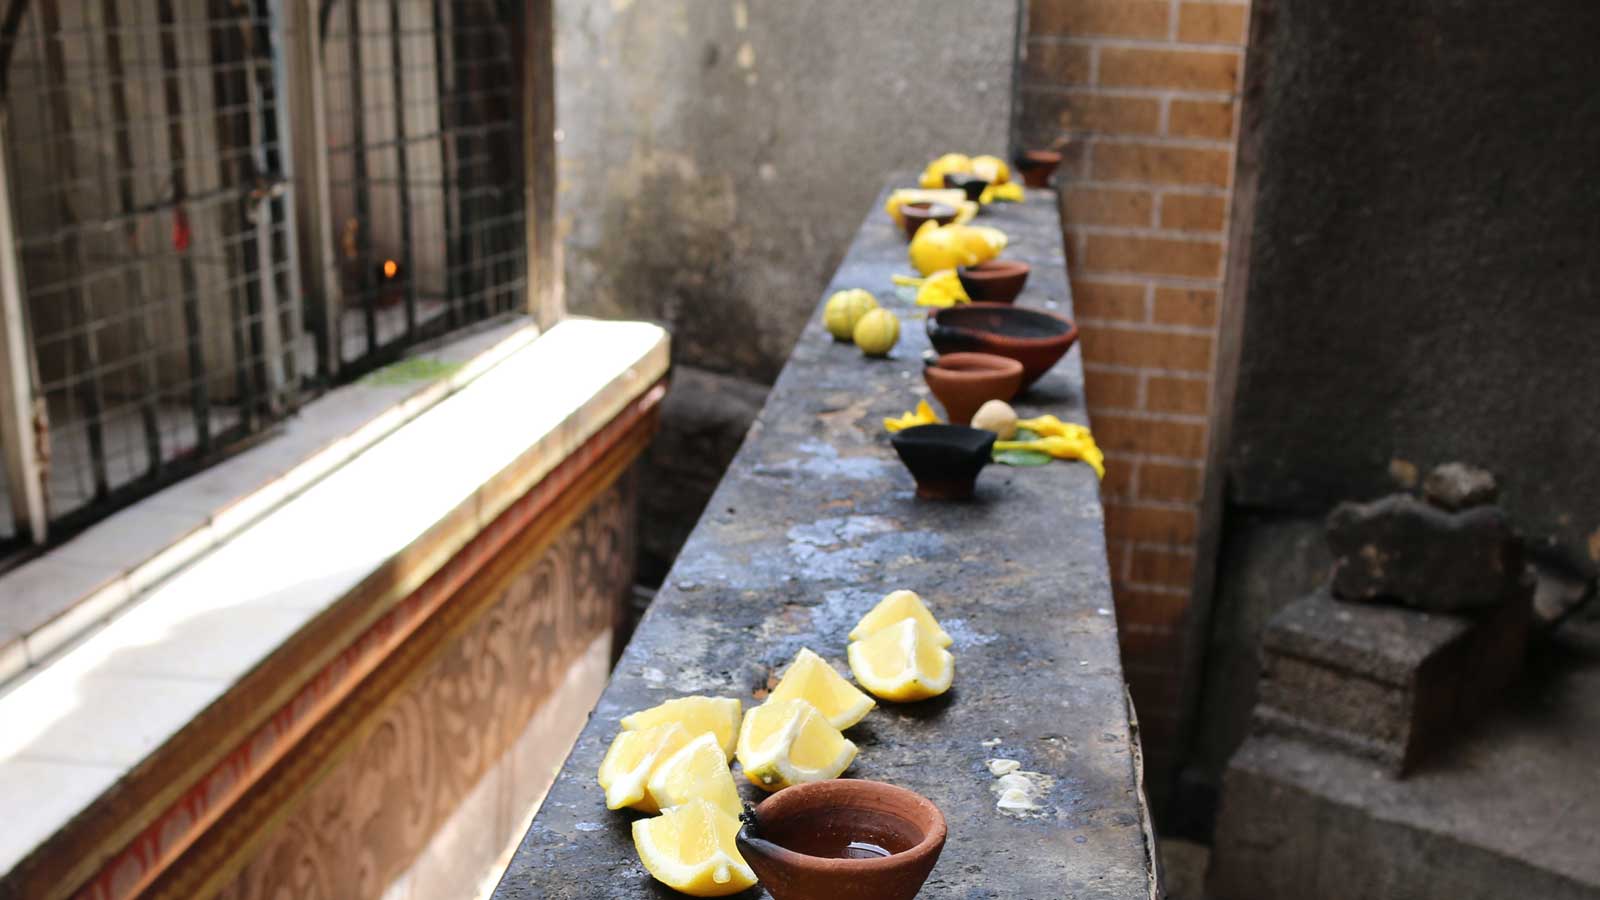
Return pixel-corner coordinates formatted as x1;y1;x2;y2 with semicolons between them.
490;181;1158;899
1257;586;1530;772
1212;625;1600;899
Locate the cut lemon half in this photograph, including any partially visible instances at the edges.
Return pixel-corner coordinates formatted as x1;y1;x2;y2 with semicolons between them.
736;699;858;792
620;696;742;760
646;732;743;818
632;799;757;897
848;618;956;702
849;589;953;648
766;647;876;730
598;722;690;812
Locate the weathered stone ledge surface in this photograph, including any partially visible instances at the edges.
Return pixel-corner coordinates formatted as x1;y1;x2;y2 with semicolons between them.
492;179;1157;899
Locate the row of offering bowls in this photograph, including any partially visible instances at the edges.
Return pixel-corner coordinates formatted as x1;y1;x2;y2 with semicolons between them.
891;304;1079;499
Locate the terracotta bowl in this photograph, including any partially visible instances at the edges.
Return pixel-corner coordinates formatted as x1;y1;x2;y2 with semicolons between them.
887;424;996;500
957;259;1031;304
899;201;958;240
926;303;1079;389
737;779;948;900
942;172;990;203
1015;149;1063;188
923;352;1024;425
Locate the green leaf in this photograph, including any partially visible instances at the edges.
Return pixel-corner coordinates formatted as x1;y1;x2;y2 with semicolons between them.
1013;428;1039;441
993;449;1052;467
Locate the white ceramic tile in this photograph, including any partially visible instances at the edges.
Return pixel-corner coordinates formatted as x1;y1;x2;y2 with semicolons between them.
0;671;222;767
0;639;25;684
52;506;208;576
0;558;126;639
23;580;133;666
88;604;317;682
0;757;123;874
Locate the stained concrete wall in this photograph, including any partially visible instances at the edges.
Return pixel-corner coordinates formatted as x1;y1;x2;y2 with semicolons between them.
1195;0;1600;799
554;0;1020;383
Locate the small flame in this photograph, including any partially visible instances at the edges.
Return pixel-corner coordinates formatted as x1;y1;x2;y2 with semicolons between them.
382;259;399;279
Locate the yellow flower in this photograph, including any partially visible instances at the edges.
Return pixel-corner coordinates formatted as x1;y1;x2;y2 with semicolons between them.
999;416;1106;477
989;182;1025;203
883;400;943;433
918;153;973;189
915;270;969;308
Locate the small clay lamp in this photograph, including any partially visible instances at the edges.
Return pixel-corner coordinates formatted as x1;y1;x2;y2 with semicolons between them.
1014;149;1063;187
736;780;948;900
942;172;990;203
923;352;1024;425
899;201;958;240
888;423;996;500
926;303;1079;390
957;259;1031;304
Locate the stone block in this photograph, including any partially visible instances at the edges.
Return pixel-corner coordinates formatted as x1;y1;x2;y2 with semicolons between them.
1255;584;1531;774
1326;494;1523;612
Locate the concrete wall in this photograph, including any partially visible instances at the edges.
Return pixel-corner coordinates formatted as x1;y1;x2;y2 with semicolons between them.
554;0;1019;383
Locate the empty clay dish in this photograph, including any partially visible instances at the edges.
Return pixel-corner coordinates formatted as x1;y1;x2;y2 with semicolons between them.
887;424;997;500
926;302;1079;389
957;259;1031;303
1014;149;1063;187
736;779;948;900
942;172;990;203
899;201;958;240
923;352;1024;425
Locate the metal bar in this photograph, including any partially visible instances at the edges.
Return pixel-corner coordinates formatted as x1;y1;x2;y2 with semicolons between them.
0;112;48;542
387;0;417;339
450;3;481;320
283;0;340;381
429;0;461;328
346;0;377;357
156;0;214;454
38;0;112;501
101;0;166;480
242;0;288;413
205;0;261;429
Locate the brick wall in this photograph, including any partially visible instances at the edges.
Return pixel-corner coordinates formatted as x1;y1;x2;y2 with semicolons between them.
1017;0;1250;790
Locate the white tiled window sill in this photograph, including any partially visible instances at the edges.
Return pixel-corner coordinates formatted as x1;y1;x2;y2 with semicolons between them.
0;317;670;877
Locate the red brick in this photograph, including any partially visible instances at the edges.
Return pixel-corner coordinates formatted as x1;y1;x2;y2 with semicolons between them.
1098;47;1242;92
1105;502;1199;543
1152;286;1220;327
1092;142;1233;188
1083;366;1143;408
1079;325;1215;371
1072;279;1147;322
1169;98;1237;140
1022;40;1092;85
1145;374;1212;414
1082;234;1224;279
1177;2;1249;44
1131;546;1198;587
1029;91;1164;136
1031;0;1171;38
1091;413;1208;458
1064;186;1156;227
1139;461;1205;503
1160;193;1228;232
1113;582;1190;625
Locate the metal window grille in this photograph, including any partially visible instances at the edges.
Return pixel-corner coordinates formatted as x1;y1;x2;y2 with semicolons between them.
0;0;533;554
316;0;527;375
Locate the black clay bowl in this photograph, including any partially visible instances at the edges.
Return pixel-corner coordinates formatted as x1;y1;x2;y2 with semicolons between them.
957;259;1031;304
926;303;1078;389
889;424;996;500
900;201;958;240
942;172;991;203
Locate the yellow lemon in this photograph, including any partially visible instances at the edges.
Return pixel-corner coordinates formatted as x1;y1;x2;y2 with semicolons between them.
736;699;858;792
915;269;969;308
919;152;973;189
952;200;980;224
849;589;954;648
852;308;900;357
646;732;743;817
823;289;879;341
598;722;691;812
909;222;980;275
632;799;757;897
621;696;743;760
848;618;955;702
957;225;1008;262
766;647;876;730
971;154;1012;185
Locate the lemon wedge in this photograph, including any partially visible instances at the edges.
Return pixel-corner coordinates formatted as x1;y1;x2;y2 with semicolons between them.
849;589;954;647
767;648;876;730
736;699;858;792
632;799;757;897
621;696;743;760
646;732;743;818
598;723;691;812
915;269;969;308
848;618;955;702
